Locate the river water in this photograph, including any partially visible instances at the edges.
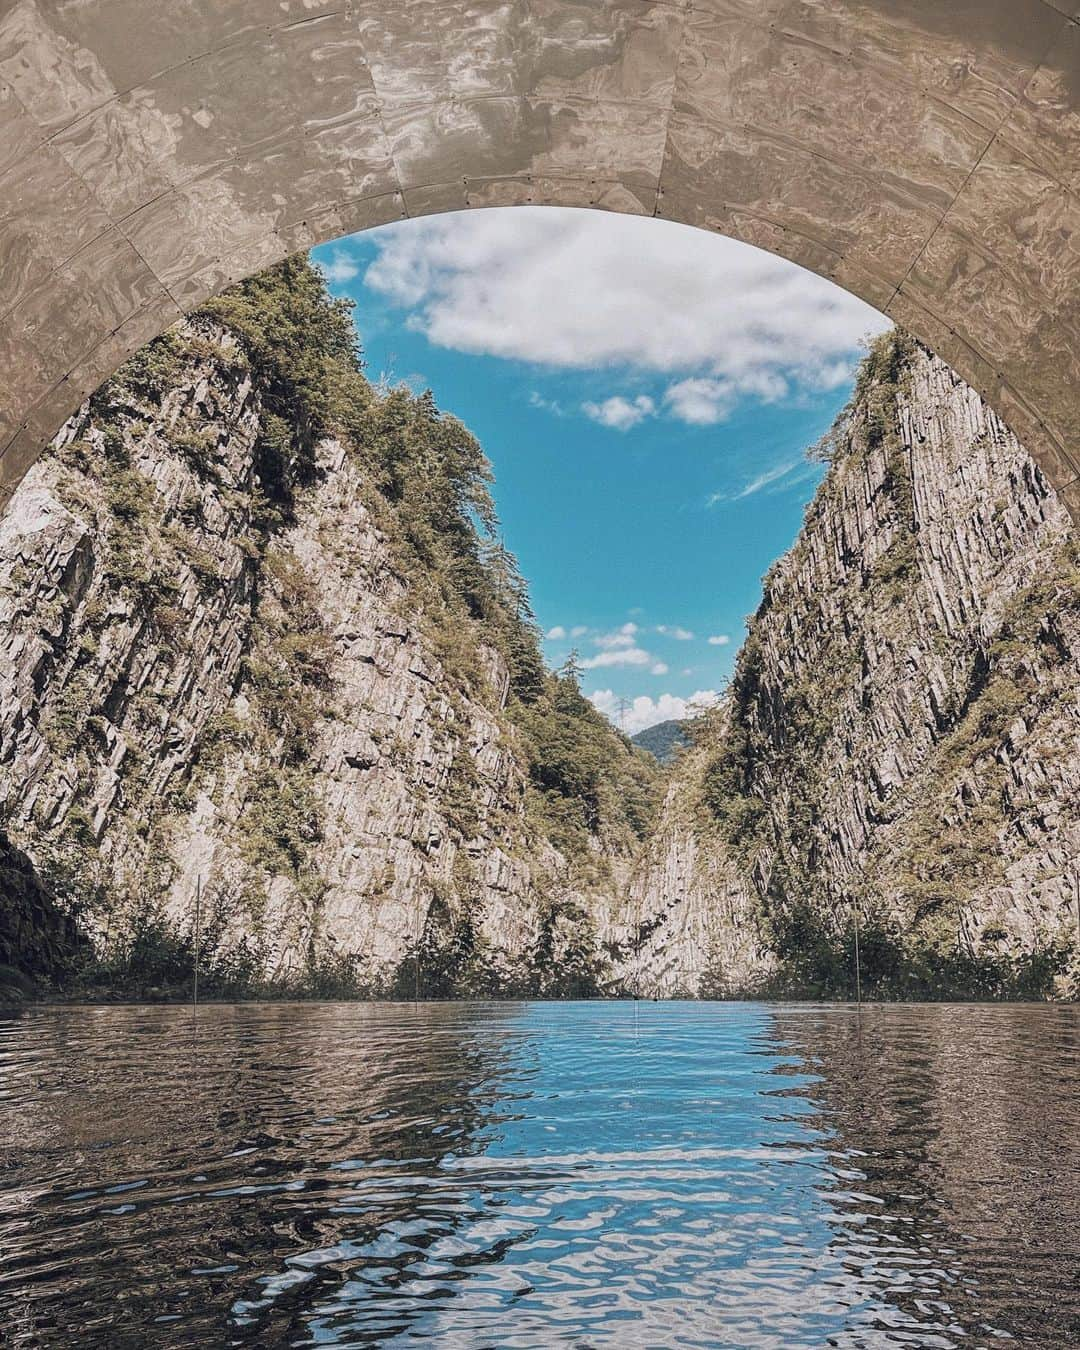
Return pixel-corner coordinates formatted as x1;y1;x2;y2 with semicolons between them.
0;1001;1077;1348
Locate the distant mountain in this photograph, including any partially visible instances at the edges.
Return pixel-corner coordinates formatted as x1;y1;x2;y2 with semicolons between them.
632;719;690;764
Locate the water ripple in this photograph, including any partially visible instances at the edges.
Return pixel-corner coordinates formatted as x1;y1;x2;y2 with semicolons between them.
0;1001;1077;1347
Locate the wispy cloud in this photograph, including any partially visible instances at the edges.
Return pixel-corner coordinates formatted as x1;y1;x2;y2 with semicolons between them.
657;625;694;641
593;622;639;650
320;249;360;285
707;634;731;646
529;390;566;417
707;457;821;506
580;646;652;670
544;622;589;642
580;622;655;670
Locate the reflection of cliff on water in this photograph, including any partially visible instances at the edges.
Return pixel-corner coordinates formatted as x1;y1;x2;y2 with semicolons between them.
0;1002;529;1346
3;1002;1078;1348
765;1004;1080;1349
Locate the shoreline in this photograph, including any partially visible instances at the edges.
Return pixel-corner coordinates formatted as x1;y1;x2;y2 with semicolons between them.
8;991;1076;1010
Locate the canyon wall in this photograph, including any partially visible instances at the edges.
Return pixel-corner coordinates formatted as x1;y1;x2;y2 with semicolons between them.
638;334;1079;998
0;266;1075;1000
0;262;658;996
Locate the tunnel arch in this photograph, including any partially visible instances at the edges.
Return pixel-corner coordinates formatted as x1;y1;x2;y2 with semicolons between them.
1;0;1078;517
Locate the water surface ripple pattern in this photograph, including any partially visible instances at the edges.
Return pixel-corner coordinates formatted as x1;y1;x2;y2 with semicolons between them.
0;1001;1077;1347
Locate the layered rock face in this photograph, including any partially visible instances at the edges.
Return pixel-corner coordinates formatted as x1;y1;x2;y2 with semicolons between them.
0;288;1075;1000
0;328;270;973
0;297;649;995
638;336;1079;997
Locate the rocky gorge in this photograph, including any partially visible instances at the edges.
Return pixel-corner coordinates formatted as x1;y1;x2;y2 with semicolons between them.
633;334;1080;999
0;261;1077;1001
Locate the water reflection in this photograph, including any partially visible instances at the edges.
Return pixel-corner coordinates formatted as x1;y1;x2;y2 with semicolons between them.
0;1002;1076;1347
766;1004;1080;1348
0;1003;525;1346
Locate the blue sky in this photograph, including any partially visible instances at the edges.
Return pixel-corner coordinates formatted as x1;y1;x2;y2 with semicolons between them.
312;209;887;733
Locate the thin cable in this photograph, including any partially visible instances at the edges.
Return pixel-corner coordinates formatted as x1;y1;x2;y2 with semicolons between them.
193;875;202;1012
414;887;421;1004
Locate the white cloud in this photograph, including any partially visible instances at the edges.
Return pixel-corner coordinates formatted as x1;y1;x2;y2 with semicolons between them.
594;621;639;650
708;457;821;505
663;377;738;426
582;394;655;431
570;625;588;638
580;646;652;670
663;370;789;425
576;622;677;671
364;208;888;418
320;249;360;285
529;390;566;416
707;634;731;646
657;625;694;641
589;689;721;735
545;625;567;640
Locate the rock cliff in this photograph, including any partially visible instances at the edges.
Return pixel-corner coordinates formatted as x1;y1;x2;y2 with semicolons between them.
637;334;1079;999
0;269;1076;1001
0;260;659;997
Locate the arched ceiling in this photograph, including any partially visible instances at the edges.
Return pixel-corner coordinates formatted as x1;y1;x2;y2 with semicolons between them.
1;0;1078;517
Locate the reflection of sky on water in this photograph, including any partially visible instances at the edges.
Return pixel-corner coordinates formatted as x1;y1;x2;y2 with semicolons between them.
1;1002;1076;1348
297;1004;905;1348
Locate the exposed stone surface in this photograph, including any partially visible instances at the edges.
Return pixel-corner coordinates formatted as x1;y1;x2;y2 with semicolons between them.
0;332;261;858
0;324;1075;999
634;340;1079;996
0;316;640;993
608;757;764;998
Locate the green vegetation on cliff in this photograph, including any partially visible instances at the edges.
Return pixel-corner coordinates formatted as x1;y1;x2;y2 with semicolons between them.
693;330;1078;1001
2;257;661;1000
206;261;661;868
